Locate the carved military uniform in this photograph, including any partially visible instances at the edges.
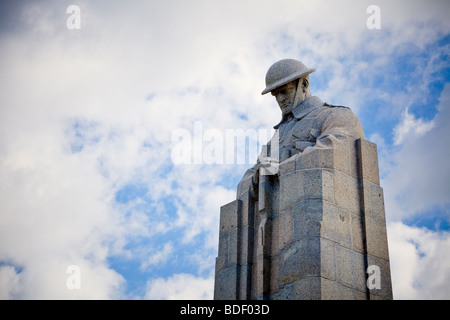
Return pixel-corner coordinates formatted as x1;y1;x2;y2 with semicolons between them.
242;96;364;182
275;96;364;162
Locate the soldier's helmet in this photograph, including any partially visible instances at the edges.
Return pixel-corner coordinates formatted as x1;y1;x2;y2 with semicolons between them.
261;59;315;95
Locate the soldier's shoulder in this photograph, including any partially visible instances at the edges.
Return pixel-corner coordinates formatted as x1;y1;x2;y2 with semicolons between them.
323;102;351;111
313;102;350;118
321;102;364;137
318;102;361;127
321;102;355;117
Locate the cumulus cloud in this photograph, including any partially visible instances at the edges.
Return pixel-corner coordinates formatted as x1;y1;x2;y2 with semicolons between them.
145;273;213;300
393;109;435;145
1;0;449;300
388;222;450;299
0;123;127;298
383;83;450;220
382;84;450;299
0;266;21;299
142;242;174;269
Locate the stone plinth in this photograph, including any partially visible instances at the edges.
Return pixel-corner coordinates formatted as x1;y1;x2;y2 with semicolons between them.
214;138;393;300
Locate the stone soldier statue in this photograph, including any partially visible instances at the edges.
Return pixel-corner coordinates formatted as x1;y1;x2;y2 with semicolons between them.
240;58;365;190
214;58;393;300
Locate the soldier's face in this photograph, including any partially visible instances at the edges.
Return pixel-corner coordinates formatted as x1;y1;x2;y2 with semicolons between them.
271;81;297;114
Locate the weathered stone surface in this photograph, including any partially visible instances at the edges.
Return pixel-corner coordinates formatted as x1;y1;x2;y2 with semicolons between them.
294;135;360;180
216;230;238;272
333;171;360;214
350;212;365;254
214;265;238;300
237;264;251;299
294;146;335;171
278;277;322;300
215;147;392;299
292;200;322;241
236;174;253;198
335;245;367;292
357;139;380;185
320;202;352;248
365;216;390;261
278;153;296;176
278;237;321;285
367;255;393;299
279;169;334;210
321;278;367;300
238;226;253;264
219;200;241;235
278;207;294;250
269;254;279;297
370;183;386;222
251;255;266;299
320;238;337;281
214;58;392;300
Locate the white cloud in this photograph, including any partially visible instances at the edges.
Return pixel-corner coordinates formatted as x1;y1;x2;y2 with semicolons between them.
0;130;127;298
388;222;450;299
170;173;236;245
145;273;213;300
393;108;435;145
383;83;450;220
142;242;174;269
0;265;21;299
381;81;450;300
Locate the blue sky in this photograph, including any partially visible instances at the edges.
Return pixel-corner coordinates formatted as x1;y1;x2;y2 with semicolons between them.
0;0;449;299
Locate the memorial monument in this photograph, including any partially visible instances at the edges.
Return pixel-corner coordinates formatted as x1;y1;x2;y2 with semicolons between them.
214;59;393;300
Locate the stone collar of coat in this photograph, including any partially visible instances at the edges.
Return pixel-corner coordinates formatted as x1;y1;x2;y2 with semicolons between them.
273;96;348;129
